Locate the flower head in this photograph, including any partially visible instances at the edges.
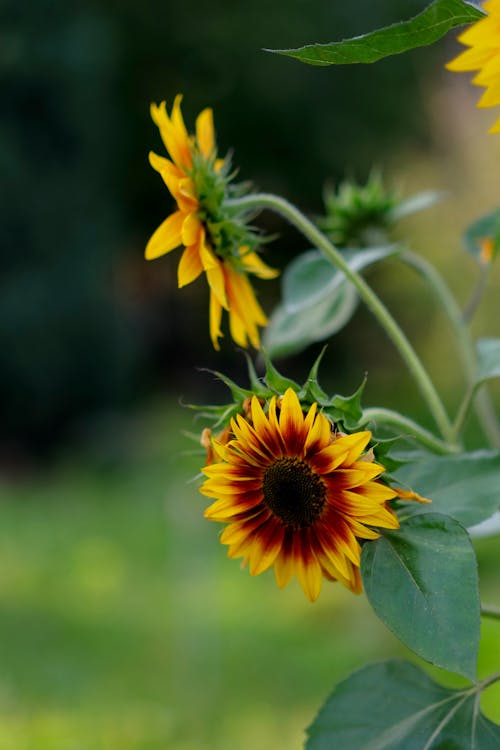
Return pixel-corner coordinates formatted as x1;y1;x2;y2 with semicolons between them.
446;0;500;133
200;388;403;601
146;95;278;348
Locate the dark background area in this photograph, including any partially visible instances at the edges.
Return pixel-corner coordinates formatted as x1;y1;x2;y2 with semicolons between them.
2;0;445;457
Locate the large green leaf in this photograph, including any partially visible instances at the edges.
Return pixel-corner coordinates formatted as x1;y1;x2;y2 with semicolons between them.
361;513;479;679
306;660;500;750
271;0;483;66
394;450;500;527
263;281;358;358
282;246;397;313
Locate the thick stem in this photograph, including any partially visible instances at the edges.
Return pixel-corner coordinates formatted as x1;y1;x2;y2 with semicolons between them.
229;193;455;443
400;251;500;447
359;407;460;455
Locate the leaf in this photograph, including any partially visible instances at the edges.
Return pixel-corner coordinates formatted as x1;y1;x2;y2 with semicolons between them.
306;659;500;750
477;338;500;385
270;0;484;67
389;190;446;221
463;208;500;265
361;513;480;679
263;282;358;359
283;246;397;314
394;450;500;527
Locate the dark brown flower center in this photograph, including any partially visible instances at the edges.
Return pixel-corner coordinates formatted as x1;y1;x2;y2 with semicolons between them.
262;457;327;529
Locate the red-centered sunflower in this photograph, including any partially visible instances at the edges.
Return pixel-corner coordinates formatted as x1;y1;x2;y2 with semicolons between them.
200;388;402;602
145;94;278;349
446;0;500;133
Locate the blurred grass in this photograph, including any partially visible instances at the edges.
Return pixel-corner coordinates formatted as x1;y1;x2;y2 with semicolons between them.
0;400;499;749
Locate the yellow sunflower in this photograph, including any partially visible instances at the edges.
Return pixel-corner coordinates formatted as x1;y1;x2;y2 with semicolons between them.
145;95;278;349
200;388;402;602
446;0;500;133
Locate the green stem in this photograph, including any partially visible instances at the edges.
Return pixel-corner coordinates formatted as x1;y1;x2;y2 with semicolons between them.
452;385;477;441
400;251;500;447
229;193;455;443
359;407;460;455
481;604;500;621
463;264;491;324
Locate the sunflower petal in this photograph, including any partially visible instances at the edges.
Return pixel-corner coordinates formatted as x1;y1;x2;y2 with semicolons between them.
145;211;184;260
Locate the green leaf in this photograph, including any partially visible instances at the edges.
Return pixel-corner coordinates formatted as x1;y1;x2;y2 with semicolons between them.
263;282;358;358
389;190;446;221
463;208;500;265
270;0;484;66
306;660;500;750
361;513;480;679
394;451;500;527
477;338;500;384
283;246;397;314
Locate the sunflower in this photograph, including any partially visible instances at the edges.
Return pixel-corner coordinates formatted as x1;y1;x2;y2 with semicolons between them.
446;0;500;133
200;388;402;602
145;94;278;348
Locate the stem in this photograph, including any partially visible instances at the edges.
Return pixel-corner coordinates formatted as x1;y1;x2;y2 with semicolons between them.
359;407;460;454
481;604;500;621
229;193;455;442
452;385;477;442
463;264;491;324
399;251;500;448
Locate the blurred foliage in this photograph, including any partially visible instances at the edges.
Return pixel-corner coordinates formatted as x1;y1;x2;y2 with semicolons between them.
2;0;439;454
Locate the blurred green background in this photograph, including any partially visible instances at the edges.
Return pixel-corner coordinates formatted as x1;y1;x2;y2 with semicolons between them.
2;0;500;747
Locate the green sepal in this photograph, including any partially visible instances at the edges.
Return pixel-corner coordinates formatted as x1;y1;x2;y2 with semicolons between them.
262;352;301;393
192;350;369;435
321;376;367;431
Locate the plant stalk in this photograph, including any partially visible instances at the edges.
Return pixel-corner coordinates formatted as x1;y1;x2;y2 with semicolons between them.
359;407;460;454
400;251;500;447
228;193;455;443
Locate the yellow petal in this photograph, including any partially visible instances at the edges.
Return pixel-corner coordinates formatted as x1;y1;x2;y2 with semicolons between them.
145;211;184;260
248;522;284;576
195;107;215;158
178;245;203;287
293;539;322;602
446;45;496;72
209;290;223;350
181;212;202;246
150;100;192;171
279;388;305;442
239;248;280;279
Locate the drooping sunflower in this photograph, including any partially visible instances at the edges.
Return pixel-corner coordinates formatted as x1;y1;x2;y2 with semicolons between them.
200;388;403;602
145;94;278;349
446;0;500;133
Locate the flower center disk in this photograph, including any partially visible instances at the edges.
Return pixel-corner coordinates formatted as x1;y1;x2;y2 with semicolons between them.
262;457;327;528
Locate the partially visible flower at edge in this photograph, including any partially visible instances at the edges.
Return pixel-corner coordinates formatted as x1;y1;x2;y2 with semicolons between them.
200;388;430;602
145;95;278;349
446;0;500;134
